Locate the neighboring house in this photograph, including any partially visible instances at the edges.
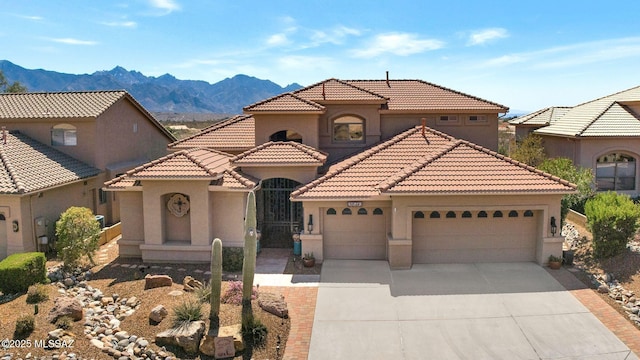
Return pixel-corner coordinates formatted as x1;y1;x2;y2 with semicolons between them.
510;86;640;196
0;91;175;260
107;78;575;268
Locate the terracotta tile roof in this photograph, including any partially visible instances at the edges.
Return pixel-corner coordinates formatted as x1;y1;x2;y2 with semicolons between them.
291;125;575;200
231;141;327;166
243;93;326;113
168;115;255;151
509;107;571;126
216;169;258;190
535;85;640;137
378;140;576;194
294;78;388;102
0;131;100;194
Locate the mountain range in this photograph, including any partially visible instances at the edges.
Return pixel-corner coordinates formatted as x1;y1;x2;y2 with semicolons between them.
0;60;302;114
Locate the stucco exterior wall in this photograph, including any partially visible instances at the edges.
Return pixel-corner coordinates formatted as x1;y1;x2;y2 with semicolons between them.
540;135;579;163
118;191;144;257
253;114;319;149
210;191;246;247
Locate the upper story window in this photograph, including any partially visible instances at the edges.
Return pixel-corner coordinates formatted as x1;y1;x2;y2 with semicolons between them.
437;115;459;125
333;116;364;142
51;124;77;146
467;115;487;123
596;152;636;191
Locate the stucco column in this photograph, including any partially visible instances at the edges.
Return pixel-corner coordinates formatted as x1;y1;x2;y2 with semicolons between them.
189;187;210;246
143;190;163;245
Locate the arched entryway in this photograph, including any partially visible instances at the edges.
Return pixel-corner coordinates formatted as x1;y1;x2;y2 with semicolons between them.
257;178;303;248
269;130;302;143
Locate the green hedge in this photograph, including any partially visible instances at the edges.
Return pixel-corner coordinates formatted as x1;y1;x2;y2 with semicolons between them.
585;192;640;258
222;247;244;272
0;252;47;294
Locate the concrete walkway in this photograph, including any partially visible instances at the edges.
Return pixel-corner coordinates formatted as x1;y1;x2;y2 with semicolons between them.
310;260;639;360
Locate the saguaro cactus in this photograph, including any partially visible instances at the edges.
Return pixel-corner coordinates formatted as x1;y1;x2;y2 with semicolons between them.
242;190;257;306
209;238;222;322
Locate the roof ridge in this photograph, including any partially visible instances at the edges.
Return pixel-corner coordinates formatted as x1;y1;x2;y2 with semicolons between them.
576;101;617;136
0;138;26;193
571;84;640;108
243;92;325;112
225;169;258;188
231;141;273;162
294;78;389;101
510;107;552;125
0;90;127;96
288;141;327;161
168;115;251;148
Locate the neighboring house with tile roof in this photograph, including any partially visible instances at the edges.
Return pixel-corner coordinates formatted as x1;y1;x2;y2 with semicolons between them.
0;91;174;260
510;86;640;196
107;77;574;267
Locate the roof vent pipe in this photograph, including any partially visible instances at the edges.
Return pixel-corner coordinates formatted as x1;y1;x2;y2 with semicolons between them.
386;71;390;87
2;126;6;145
421;118;426;137
322;82;325;99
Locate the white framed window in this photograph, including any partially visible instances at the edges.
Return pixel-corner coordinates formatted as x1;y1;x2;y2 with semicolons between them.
467;115;488;123
437;115;459;125
333;116;364;142
596;152;636;191
51;124;77;146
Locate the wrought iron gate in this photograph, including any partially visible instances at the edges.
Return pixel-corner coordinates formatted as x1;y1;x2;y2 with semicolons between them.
257;178;303;248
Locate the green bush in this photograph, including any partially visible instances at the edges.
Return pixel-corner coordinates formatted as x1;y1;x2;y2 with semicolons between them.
585;192;640;258
14;314;35;339
172;299;203;327
55;315;74;330
241;314;268;347
26;283;49;304
55;206;101;268
0;252;47;294
222;247;244;272
538;157;595;223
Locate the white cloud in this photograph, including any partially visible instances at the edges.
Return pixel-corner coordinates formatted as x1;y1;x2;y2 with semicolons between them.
351;32;444;58
147;0;180;15
267;33;290;47
17;14;43;21
49;38;98;46
310;26;361;46
467;28;509;46
101;21;137;28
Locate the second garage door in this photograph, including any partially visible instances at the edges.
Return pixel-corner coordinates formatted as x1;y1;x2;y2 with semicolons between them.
413;209;538;263
323;207;388;260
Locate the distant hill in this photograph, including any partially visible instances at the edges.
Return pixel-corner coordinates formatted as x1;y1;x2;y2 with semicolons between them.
0;60;302;114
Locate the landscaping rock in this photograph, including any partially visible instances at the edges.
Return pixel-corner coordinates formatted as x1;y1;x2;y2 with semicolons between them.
183;275;204;292
156;320;206;354
48;296;84;323
258;292;289;318
144;274;173;289
598;284;610;293
199;324;244;356
149;305;168;323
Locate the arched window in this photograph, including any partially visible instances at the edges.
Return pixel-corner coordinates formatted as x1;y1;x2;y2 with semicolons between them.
493;211;503;218
373;208;383;215
462;211;472;218
446;211;456;218
357;208;368;215
509;210;519;218
524;210;534;217
478;211;488;218
342;208;352;215
596;152;636;190
430;211;441;219
51;124;77;146
326;208;336;215
333;115;364;142
269;130;302;143
414;211;425;219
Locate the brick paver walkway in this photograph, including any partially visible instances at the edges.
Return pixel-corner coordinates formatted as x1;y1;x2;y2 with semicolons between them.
548;267;640;356
263;286;318;360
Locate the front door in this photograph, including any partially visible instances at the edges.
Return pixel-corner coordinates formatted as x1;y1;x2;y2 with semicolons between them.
257;178;303;248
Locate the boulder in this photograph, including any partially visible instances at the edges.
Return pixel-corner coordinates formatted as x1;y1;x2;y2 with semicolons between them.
199;324;244;356
156;320;205;354
598;284;610;294
47;296;84;323
144;274;173;290
258;292;288;318
149;305;168;323
183;276;204;292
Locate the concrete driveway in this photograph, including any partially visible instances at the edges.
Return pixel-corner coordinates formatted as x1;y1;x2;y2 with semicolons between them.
309;260;639;360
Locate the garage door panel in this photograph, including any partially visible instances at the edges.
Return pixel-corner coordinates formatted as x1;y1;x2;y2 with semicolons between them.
324;209;387;260
413;211;537;263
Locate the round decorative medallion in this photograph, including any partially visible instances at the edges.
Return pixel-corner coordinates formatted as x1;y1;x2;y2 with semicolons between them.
167;193;190;217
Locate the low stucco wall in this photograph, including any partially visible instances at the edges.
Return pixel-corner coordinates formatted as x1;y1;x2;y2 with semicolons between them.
566;209;587;229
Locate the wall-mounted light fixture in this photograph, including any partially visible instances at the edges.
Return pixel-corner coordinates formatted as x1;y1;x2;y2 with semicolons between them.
550;216;557;236
307;214;313;234
12;220;18;232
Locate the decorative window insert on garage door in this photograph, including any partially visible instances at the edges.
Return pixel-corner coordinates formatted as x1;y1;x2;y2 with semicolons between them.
412;209;538;264
323;207;388;260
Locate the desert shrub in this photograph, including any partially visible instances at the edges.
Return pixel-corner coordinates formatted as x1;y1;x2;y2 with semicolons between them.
195;282;211;303
0;252;47;294
172;299;203;327
510;133;546;167
585;192;640;258
538;157;595;222
222;247;244;272
14;314;35;338
241;314;268;347
221;281;257;305
26;283;49;304
55;315;74;330
55;207;101;269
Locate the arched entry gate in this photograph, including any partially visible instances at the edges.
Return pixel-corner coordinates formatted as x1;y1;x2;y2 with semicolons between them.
257;178;303;248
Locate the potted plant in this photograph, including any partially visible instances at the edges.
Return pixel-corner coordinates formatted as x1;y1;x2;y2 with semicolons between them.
548;254;562;269
303;252;315;267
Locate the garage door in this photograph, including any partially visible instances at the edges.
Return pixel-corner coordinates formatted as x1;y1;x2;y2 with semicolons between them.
413;209;537;263
323;207;387;260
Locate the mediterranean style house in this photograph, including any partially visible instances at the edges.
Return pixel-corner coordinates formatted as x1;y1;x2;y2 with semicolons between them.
0;91;174;260
107;78;575;268
510;85;640;196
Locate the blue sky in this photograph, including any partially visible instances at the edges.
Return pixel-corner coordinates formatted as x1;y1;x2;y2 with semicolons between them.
2;0;640;113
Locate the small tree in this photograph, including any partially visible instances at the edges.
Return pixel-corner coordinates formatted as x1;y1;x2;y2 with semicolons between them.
55;207;101;268
585;192;640;258
0;70;27;93
510;133;546;167
538;157;595;222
